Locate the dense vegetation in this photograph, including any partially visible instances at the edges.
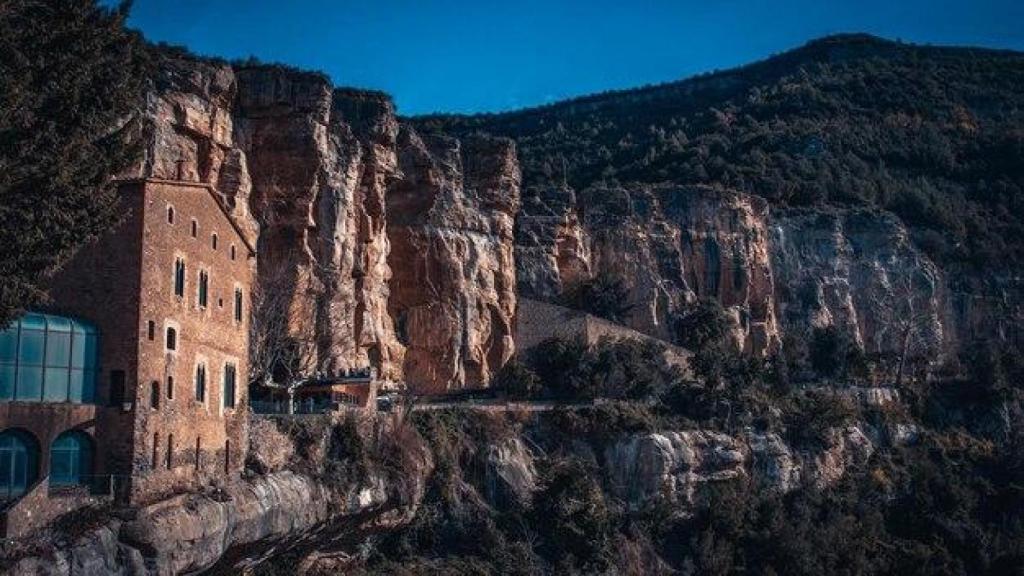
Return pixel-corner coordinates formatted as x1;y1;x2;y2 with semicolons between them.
415;34;1024;272
0;0;150;325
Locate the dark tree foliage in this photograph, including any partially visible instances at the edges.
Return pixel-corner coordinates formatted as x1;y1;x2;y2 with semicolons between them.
559;272;634;324
529;336;681;401
673;298;734;351
415;34;1024;273
492;359;540;399
0;0;150;325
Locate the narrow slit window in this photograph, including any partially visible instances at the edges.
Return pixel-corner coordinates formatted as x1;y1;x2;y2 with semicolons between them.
198;271;209;308
195;437;201;471
165;327;177;351
212;233;218;250
195;363;206;403
166;375;174;400
147;320;155;341
167;206;175;224
230;245;236;260
174;258;186;297
190;219;198;238
223;363;236;409
150;380;160;409
152;433;159;469
166;434;173;470
234;288;243;323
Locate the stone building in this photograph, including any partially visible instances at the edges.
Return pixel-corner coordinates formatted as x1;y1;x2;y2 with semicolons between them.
0;178;255;536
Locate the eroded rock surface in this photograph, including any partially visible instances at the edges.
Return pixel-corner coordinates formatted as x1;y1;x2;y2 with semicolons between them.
387;129;520;392
518;184;780;353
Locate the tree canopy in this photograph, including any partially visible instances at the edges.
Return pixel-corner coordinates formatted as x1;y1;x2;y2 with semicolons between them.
0;0;150;325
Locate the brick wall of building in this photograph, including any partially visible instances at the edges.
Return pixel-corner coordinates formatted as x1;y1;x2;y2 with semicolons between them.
129;180;254;504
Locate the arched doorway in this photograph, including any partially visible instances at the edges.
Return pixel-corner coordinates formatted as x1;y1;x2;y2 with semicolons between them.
0;429;39;500
49;431;93;486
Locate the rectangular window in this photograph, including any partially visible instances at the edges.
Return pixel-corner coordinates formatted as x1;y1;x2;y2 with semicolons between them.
234;288;243;323
147;321;155;341
223;364;236;409
174;259;186;297
198;271;209;308
195;364;206;403
166;434;174;469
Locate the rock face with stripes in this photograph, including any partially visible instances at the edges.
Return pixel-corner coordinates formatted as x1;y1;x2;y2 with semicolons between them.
129;55;522;391
387;129;521;393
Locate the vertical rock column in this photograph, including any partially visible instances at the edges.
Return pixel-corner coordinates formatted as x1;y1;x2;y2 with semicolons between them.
234;68;403;379
387;129;520;393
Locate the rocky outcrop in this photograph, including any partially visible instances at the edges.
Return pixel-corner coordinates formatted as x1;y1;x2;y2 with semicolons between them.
484;437;537;507
234;69;406;380
604;431;746;511
387;129;520;392
518;184;780;354
125;54;258;242
6;414;433;576
124;56;523;391
771;209;946;354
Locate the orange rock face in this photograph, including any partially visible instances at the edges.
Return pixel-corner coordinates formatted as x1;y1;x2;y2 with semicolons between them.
388;129;521;393
131;57;521;391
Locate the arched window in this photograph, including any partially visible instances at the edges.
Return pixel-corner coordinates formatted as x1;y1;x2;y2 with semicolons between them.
150;380;160;409
174;258;186;297
0;430;39;500
195;363;206;403
165;327;177;351
212;233;218;250
49;431;93;486
198;270;209;308
166;375;174;400
167;206;175;224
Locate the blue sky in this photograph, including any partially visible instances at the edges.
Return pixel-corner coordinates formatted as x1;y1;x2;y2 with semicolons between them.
115;0;1024;115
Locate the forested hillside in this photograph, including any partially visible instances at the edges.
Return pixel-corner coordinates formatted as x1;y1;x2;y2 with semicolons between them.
415;34;1024;271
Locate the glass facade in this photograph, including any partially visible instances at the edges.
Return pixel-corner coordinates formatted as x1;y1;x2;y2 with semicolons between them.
0;313;99;404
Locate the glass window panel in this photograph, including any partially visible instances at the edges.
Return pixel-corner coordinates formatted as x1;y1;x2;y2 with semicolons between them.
46;316;71;333
50;449;72;485
0;365;14;400
0;447;10;498
72;334;97;369
44;368;69;402
68;369;84;403
13;449;27;490
19;329;44;366
45;331;71;367
20;314;46;331
16;366;42;401
0;328;18;362
83;370;96;403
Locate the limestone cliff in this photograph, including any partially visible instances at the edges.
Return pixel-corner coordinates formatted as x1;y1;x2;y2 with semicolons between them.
126;55;521;391
518;184;780;354
388;129;520;392
234;68;405;380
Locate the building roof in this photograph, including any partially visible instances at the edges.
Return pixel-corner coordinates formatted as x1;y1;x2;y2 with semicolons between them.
116;178;258;256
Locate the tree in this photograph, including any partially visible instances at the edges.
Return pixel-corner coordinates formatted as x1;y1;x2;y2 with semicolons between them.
560;272;634;324
0;0;150;325
873;272;939;386
249;263;318;411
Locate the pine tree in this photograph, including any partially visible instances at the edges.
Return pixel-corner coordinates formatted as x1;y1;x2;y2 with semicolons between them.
0;0;150;325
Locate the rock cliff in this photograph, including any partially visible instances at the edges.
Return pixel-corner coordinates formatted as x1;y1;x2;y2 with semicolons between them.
387;129;520;392
126;55;521;391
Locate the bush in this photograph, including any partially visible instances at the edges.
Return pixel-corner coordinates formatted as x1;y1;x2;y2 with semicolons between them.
559;272;634;323
493;360;540;399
